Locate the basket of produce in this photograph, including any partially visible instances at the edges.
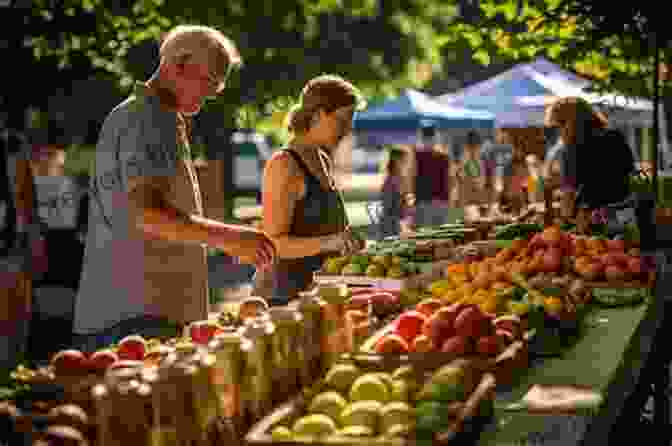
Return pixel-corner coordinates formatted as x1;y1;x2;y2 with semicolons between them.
245;355;496;446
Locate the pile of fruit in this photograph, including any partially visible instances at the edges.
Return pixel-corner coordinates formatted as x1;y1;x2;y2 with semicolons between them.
371;302;523;357
424;227;646;318
266;359;481;442
270;362;415;440
321;238;440;278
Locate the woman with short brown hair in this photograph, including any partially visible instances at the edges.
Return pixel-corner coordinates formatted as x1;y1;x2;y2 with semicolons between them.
253;75;367;304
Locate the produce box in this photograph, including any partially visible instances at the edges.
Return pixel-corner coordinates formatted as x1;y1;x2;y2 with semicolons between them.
245;355;496;446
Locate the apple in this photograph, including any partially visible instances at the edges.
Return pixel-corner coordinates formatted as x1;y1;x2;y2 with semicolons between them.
440;336;472;356
188;321;224;346
88;350;118;371
394;311;428;344
529;233;546;250
117;335;147;361
454;306;490;339
627;257;642;276
541;248;562;273
606;239;626;252
50;350;87;374
375;334;410;354
415;298;443;318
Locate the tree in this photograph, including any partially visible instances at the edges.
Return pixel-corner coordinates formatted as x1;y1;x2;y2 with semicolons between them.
442;0;672;179
8;0;466;217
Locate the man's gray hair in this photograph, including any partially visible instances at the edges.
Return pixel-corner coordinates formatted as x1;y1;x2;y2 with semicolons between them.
159;25;241;76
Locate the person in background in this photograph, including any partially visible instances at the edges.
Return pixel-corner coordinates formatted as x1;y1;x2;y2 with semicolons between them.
253;74;366;305
543;97;635;231
407;124;452;228
379;147;408;239
482;128;528;216
25;124;88;361
73;25;276;353
452;130;488;216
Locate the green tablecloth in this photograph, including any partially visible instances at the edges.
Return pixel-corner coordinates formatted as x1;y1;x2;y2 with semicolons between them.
478;297;659;445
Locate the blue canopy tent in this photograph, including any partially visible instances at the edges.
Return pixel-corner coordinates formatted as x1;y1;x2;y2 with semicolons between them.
353;89;494;146
435;57;653;128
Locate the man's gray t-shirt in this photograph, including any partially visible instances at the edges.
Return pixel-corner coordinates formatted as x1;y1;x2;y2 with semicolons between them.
74;85;207;334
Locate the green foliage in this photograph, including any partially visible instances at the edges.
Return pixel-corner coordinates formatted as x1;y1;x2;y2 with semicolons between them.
21;0;461;133
443;0;672;100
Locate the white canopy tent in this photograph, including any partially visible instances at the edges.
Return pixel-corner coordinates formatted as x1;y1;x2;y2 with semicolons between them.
435;57;655;128
435;57;669;164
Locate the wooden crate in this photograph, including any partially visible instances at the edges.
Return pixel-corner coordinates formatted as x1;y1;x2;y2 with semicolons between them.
245;355;496;446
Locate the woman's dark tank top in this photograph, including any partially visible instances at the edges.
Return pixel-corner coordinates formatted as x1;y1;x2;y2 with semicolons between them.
252;148;347;304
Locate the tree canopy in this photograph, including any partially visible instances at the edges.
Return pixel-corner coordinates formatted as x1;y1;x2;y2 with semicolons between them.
441;0;671;100
10;0;465;136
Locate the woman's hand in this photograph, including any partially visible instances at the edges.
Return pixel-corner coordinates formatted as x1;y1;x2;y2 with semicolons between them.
343;227;365;254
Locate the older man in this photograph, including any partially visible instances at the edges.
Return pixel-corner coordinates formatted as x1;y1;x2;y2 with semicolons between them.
73;25;276;352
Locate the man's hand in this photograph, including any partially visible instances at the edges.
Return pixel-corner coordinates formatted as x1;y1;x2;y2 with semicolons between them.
210;226;276;271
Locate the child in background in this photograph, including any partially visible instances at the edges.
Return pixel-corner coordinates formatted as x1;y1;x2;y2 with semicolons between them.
379;148;407;238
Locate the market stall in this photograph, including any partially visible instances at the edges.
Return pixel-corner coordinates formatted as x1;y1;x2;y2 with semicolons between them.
0;215;663;446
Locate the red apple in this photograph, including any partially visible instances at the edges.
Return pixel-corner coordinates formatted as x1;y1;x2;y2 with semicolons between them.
454;306;490;339
50;350;87;374
375;334;410;354
117;335;147;361
441;336;472;356
394;311;428;344
541;248;562;273
529;233;546;250
188;321;223;346
606;239;626;252
88;350;119;371
627;257;642;276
